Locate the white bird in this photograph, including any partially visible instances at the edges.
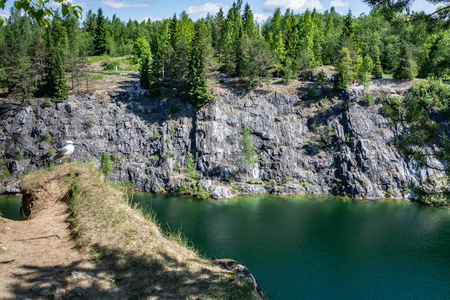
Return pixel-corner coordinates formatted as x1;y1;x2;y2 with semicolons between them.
49;140;76;162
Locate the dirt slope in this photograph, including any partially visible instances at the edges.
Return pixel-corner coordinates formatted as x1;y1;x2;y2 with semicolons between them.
0;163;257;299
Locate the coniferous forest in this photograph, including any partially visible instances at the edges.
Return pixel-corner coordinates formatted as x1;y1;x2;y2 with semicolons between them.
0;0;449;107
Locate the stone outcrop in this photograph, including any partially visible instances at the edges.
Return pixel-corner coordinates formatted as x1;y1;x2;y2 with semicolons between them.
0;83;444;199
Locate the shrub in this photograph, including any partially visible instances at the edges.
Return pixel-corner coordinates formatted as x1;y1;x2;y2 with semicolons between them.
186;153;199;180
322;96;329;108
309;86;318;98
17;151;24;160
0;168;11;180
363;93;373;105
101;153;112;177
41;101;51;108
153;128;160;139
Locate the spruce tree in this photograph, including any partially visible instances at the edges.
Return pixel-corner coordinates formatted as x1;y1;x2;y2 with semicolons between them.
372;46;383;78
94;8;109;55
43;33;69;102
393;44;418;79
186;23;211;108
140;55;151;90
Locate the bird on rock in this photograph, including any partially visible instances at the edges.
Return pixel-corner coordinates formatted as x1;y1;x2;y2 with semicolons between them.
49;140;76;163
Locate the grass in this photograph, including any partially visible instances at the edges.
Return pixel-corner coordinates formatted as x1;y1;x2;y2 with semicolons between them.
20;163;257;299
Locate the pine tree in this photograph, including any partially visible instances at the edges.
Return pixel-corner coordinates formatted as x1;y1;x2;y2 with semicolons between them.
43;33;69;102
186;23;211;108
372;46;383;78
140;55;151;89
393;44;418;79
335;47;352;90
242;3;257;37
94;8;109;55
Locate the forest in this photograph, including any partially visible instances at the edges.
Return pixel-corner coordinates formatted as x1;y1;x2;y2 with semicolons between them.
0;0;449;107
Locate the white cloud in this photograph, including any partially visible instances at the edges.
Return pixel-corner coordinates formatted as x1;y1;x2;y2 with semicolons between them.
140;16;162;22
262;0;323;12
0;10;10;18
48;0;92;10
101;0;151;9
330;0;350;7
185;2;228;19
254;13;270;24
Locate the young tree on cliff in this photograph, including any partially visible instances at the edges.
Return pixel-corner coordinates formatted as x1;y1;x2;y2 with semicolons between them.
239;123;258;182
357;55;374;96
186;22;211;108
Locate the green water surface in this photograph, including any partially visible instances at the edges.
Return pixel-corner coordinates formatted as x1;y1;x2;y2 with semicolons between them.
0;196;22;220
132;193;450;299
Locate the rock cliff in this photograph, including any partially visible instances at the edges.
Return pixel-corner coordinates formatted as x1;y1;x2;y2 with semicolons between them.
0;80;443;199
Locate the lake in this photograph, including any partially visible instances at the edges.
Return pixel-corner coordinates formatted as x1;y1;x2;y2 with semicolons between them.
0;196;21;220
132;193;450;299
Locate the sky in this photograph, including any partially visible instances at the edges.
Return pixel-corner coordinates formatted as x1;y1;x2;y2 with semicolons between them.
0;0;438;24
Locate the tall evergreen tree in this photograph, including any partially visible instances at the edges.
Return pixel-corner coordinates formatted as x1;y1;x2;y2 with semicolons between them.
140;55;152;89
372;46;383;78
43;33;69;101
186;23;212;108
94;8;109;55
393;44;418;79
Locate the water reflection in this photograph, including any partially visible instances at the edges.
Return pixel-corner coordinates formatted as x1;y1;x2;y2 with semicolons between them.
132;193;450;299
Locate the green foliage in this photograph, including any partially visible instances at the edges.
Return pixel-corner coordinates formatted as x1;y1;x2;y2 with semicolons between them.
41;101;52;108
152;128;160;139
186;22;212;108
385;188;394;197
239;123;258;181
322;96;329;108
372;46;383;79
43;33;68;102
111;152;118;164
393;45;418;79
17;151;24;160
309;86;318;98
47;146;55;157
0;167;11;180
185;153;199;181
43;130;53;142
101;153;112;178
363;93;373;105
174;163;181;172
385;81;449;205
320;125;336;145
139;55;151;90
94;8;109;55
133;36;151;64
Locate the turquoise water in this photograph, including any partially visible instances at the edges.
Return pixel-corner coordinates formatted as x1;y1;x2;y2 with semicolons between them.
0;196;22;220
132;193;450;299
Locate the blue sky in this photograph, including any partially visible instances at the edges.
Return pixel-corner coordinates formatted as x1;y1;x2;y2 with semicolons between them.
0;0;438;23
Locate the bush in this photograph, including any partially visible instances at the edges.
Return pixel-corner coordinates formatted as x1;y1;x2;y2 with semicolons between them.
41;101;51;108
322;96;329;108
101;153;112;177
309;86;318;98
101;58;120;71
363;93;373;105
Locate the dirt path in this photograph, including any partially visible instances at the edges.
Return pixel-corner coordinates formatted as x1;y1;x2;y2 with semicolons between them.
0;184;111;299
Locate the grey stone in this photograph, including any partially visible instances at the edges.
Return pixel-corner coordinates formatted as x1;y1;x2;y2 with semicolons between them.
71;270;91;281
39;289;51;296
0;89;446;200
